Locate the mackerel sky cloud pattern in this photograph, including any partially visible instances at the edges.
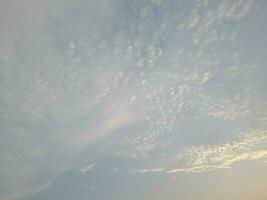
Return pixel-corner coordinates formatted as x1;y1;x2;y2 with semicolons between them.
0;0;267;199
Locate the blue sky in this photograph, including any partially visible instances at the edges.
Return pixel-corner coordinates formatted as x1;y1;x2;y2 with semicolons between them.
0;0;267;199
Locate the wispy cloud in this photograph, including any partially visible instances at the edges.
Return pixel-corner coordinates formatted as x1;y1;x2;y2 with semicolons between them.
130;129;267;174
80;163;96;174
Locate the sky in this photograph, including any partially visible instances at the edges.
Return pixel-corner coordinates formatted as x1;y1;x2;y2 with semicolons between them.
0;0;267;199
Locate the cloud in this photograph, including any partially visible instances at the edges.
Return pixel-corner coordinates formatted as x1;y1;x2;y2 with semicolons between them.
218;0;254;21
80;163;96;174
0;0;265;199
130;129;267;174
167;165;229;174
190;0;254;45
130;168;164;174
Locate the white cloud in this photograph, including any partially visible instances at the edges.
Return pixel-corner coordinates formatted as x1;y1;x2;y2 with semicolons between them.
80;163;96;174
130;129;267;174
